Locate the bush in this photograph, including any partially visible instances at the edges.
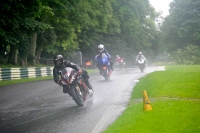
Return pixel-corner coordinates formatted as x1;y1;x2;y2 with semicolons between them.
171;45;200;65
0;56;7;64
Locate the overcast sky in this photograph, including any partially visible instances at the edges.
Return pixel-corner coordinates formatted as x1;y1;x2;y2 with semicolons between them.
149;0;173;17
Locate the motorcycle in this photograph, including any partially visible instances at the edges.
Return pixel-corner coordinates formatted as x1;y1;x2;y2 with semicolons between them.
118;58;127;69
59;67;93;107
95;53;112;80
137;57;145;73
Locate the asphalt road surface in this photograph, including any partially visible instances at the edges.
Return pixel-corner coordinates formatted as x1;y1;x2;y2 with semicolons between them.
0;66;162;133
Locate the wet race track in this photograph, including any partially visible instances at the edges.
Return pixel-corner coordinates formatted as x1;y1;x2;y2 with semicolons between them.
0;66;160;133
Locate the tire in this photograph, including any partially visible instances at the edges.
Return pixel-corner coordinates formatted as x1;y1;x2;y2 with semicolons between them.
103;69;108;80
71;85;85;107
140;64;145;73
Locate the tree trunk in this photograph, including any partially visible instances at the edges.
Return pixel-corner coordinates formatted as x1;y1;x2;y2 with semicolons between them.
15;49;18;63
7;44;18;64
0;43;4;56
30;32;37;65
36;43;43;64
21;60;25;67
0;43;7;56
25;58;27;66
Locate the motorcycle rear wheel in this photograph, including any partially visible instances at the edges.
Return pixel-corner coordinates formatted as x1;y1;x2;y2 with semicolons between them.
103;69;108;80
71;85;85;107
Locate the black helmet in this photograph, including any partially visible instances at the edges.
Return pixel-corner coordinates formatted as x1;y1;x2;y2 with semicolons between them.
54;55;63;67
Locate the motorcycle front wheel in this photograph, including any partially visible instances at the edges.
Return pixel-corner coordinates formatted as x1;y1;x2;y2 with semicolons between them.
139;64;144;73
71;85;85;107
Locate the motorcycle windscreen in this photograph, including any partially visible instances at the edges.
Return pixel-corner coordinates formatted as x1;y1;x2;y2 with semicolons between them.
97;53;109;65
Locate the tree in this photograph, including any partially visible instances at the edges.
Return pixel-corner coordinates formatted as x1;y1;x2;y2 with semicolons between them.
0;0;51;65
101;0;159;64
171;45;200;65
0;0;160;66
161;0;200;52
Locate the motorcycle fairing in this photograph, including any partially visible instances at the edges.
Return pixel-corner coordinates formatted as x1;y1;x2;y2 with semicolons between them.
138;57;145;64
60;68;76;84
95;53;110;65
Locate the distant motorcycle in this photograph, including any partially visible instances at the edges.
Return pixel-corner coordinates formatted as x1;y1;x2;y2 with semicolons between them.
95;53;112;80
118;58;127;69
137;57;145;73
59;67;93;107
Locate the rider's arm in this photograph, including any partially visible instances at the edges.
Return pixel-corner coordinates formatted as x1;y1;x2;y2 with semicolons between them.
63;60;81;71
106;53;111;60
142;55;146;60
103;50;111;60
53;67;60;84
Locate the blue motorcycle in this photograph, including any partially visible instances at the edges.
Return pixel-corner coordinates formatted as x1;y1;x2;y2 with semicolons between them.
95;53;112;80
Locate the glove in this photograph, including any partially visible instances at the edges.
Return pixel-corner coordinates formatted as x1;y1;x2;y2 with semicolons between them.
78;69;82;75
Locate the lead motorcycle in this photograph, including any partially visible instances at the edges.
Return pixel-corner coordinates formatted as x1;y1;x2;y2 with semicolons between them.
59;67;94;107
137;57;145;73
95;53;112;80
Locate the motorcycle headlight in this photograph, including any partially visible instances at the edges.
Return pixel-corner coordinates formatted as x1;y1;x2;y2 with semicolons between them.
63;75;69;82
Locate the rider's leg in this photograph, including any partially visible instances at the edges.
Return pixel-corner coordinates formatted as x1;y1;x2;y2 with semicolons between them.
81;69;93;89
107;65;112;72
85;80;93;89
110;60;114;71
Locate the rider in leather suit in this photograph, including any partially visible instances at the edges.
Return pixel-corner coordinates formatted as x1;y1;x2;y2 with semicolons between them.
53;55;93;94
135;52;146;65
96;44;113;74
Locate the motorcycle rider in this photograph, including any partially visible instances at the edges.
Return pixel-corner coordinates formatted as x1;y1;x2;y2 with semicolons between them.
116;55;123;65
53;55;93;94
135;52;146;65
96;44;113;74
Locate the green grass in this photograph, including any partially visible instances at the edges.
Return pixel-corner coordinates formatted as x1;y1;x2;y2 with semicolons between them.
0;68;98;87
0;76;54;86
104;65;200;133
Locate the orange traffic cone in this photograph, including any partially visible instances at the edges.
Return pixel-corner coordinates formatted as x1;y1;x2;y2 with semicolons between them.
143;90;152;111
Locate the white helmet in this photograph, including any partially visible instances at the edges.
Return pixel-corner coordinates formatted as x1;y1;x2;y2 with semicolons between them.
138;52;142;55
116;55;119;58
98;44;104;52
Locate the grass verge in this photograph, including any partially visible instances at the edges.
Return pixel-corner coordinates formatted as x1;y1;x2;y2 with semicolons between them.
0;69;98;87
104;65;200;133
